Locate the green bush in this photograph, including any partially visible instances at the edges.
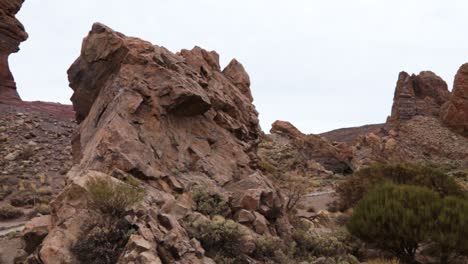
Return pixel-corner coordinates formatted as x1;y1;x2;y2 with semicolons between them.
347;184;441;263
0;204;24;220
337;163;465;210
192;189;230;217
186;215;244;259
253;235;289;261
71;178;143;264
71;219;133;264
430;196;468;264
87;178;144;218
290;218;358;261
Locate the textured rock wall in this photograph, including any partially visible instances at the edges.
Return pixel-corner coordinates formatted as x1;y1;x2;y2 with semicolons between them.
0;0;28;102
35;23;286;263
441;63;468;135
388;71;450;122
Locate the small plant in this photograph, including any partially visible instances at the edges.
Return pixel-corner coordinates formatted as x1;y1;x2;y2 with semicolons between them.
284;175;309;213
9;190;38;207
186;215;244;259
192;189;230;217
71;219;133;264
87;178;144;218
35;203;51;215
347;183;441;264
72;177;143;263
253;235;288;260
0;204;24;220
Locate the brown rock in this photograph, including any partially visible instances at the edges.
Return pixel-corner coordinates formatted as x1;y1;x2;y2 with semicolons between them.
222;59;253;102
0;0;28;102
388;71;450;122
234;209;255;223
441;63;468;135
270;120;305;139
33;23;280;263
22;215;51;254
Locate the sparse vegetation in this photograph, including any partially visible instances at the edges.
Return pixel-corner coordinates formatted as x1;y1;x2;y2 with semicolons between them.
284;175;309;213
34;203;50;215
86;177;144;218
9;190;38;207
0;204;24;220
72;178;143;264
253;235;289;262
71;219;133;264
192;189;231;217
186;215;245;260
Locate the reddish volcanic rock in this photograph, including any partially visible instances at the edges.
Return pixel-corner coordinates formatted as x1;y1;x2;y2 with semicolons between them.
270;120;305;139
388;71;450;122
223;59;253;102
0;0;28;102
34;23;285;263
441;63;468;136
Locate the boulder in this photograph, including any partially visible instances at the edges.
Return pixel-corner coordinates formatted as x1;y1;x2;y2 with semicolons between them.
22;215;51;254
0;0;28;102
441;63;468;135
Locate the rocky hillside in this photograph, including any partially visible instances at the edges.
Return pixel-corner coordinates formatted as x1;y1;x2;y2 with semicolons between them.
0;1;466;263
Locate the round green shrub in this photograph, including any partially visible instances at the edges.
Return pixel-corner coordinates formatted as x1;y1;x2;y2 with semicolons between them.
347;183;441;263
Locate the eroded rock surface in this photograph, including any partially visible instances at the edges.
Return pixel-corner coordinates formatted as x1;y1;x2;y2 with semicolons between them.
441;63;468;135
0;0;28;102
388;71;450;122
34;23;287;263
259;120;352;182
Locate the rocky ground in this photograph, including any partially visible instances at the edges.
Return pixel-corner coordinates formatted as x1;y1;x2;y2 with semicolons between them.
0;103;75;241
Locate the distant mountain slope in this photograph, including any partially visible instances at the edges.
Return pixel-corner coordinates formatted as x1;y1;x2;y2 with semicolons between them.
320;123;384;143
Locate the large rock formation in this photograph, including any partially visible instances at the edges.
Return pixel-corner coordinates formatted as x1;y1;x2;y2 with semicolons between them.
31;23;287;263
441;63;468;135
388;71;450;122
0;0;28;102
259;120;352;179
350;67;468;170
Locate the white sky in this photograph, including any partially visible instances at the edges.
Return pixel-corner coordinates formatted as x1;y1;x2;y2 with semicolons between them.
10;0;468;133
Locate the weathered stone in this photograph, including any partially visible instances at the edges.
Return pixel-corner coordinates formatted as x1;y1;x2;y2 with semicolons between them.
234;209;255;223
22;215;51;254
441;63;468;135
33;23;276;263
270;120;305;139
0;0;28;102
388;71;450;122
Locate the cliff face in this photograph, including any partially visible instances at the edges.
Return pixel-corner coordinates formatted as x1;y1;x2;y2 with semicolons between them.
441;63;468;136
388;71;450;123
0;0;28;102
32;23;287;263
351;68;468;169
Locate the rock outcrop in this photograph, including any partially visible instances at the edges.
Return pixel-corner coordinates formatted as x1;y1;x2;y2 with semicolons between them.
31;23;287;263
350;67;468;170
259;120;352;180
388;71;450;122
441;63;468;135
0;0;28;102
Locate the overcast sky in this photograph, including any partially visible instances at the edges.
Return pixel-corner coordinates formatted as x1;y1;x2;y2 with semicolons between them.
10;0;468;133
